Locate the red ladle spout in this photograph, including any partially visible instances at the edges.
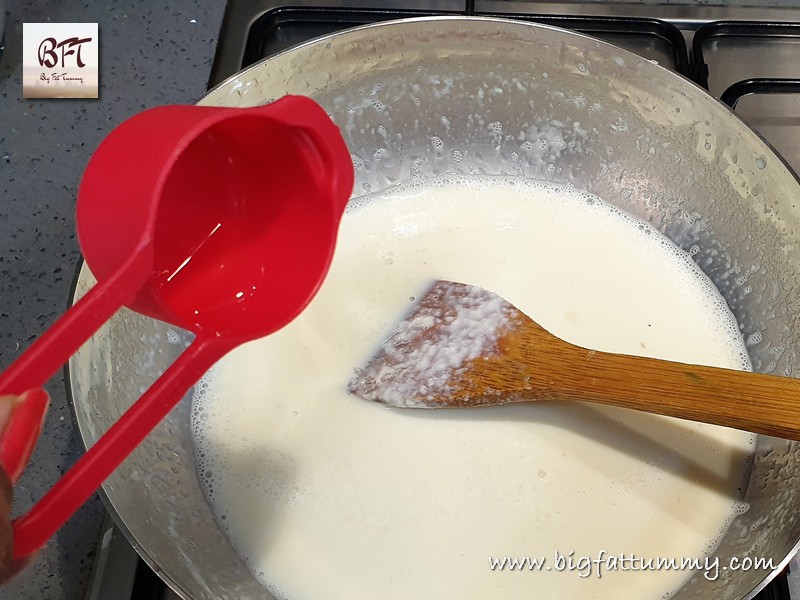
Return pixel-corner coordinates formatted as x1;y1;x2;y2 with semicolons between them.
0;96;355;557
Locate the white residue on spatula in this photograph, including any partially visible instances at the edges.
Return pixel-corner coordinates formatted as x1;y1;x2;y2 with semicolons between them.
350;282;514;407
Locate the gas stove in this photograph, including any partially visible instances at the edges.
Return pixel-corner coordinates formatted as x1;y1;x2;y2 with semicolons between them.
85;2;800;599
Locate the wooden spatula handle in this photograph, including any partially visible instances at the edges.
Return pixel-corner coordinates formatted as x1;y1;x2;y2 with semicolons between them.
541;336;800;441
353;280;800;440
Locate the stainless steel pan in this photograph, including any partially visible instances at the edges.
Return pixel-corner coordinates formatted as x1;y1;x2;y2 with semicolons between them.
68;17;800;600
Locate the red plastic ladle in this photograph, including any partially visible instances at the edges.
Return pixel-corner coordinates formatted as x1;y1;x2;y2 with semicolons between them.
0;95;354;558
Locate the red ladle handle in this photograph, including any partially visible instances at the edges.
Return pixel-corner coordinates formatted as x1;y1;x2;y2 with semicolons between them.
11;334;227;558
0;252;150;397
0;250;150;556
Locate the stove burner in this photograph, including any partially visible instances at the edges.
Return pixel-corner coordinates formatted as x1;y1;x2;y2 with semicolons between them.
91;4;800;599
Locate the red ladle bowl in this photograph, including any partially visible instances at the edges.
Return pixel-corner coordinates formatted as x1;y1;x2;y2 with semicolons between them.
0;96;354;557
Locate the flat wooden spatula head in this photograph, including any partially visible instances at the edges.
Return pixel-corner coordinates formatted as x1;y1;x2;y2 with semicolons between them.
348;280;545;408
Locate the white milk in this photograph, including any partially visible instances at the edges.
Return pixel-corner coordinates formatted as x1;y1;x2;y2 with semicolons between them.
192;176;754;600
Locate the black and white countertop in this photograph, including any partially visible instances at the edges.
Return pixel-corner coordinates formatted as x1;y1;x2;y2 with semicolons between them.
0;2;225;598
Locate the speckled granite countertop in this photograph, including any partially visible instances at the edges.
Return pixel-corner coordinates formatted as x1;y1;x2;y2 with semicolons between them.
0;2;226;598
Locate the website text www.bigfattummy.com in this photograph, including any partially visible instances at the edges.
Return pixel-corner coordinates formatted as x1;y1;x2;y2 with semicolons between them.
488;551;775;581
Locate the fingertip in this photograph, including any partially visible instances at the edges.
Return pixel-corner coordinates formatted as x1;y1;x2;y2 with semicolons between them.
0;389;50;484
0;396;17;432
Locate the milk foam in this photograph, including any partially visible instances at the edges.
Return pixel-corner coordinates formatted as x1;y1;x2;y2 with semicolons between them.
192;176;754;600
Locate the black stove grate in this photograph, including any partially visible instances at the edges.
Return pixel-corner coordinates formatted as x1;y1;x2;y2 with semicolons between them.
692;21;800;93
479;12;689;77
209;6;690;88
691;19;800;176
243;7;461;74
719;78;800;109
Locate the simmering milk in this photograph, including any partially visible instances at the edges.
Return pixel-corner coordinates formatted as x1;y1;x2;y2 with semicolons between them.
192;176;754;600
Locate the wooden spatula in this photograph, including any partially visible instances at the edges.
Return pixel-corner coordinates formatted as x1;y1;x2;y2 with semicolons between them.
349;280;800;441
